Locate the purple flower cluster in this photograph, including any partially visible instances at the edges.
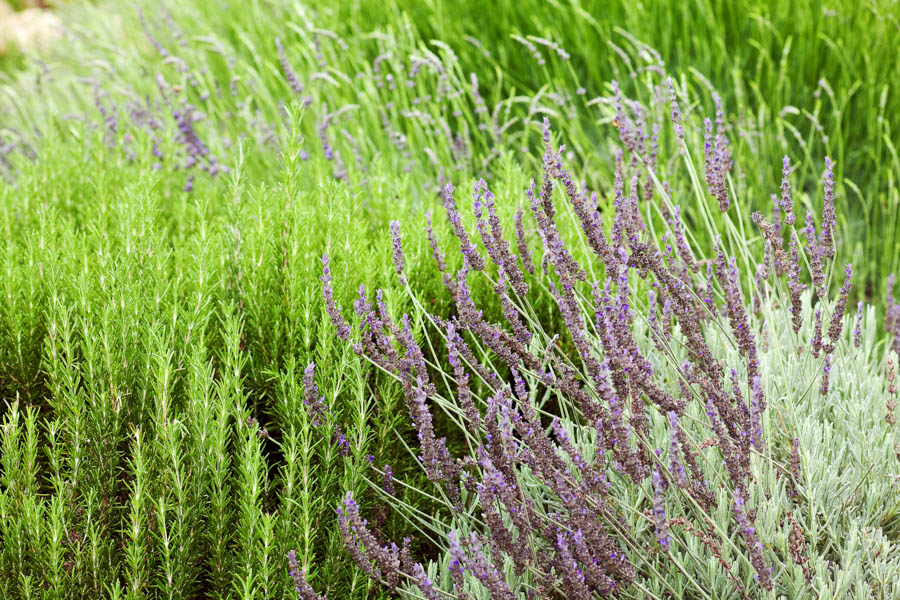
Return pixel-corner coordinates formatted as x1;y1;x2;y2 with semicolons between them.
173;106;228;179
313;113;790;597
389;220;406;285
703;112;731;211
780;156;796;226
302;362;349;455
442;183;485;271
275;37;305;95
668;78;684;141
287;550;327;600
323;272;463;501
734;490;773;590
298;99;884;600
821;157;837;257
337;492;401;590
320;254;351;342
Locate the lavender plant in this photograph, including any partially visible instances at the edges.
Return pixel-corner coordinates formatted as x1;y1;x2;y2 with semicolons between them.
309;113;900;598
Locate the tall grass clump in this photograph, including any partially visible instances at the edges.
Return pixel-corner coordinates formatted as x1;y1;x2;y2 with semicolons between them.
337;0;900;298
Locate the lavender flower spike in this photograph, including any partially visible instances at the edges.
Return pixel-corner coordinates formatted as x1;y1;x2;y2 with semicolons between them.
780;156;796;226
321;254;351;341
668;78;684;141
733;490;773;591
821;156;836;257
288;550;328;600
652;469;671;551
820;353;832;396
275;37;304;94
389;220;406;284
442;183;485;270
853;301;863;347
825;264;852;353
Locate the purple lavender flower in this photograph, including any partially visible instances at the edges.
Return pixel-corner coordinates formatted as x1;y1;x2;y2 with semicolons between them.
556;530;592;598
749;376;765;450
461;532;517;600
667;78;684;141
703;118;716;187
321;254;351;341
275;37;304;94
888;275;900;358
780;156;796;226
302;362;326;426
514;207;534;274
821;156;836;257
804;211;825;296
715;240;760;381
138;8;169;58
442;183;484;271
787;235;806;333
652;469;671;551
853;301;863;347
446;531;469;594
337;492;401;590
389;220;406;284
733;490;772;590
318;113;335;161
771;193;783;240
667;412;688;485
811;308;823;358
288;550;328;600
173;107;210;163
411;562;441;600
703;117;730;211
825;264;852;353
821;353;832;395
382;464;396;496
